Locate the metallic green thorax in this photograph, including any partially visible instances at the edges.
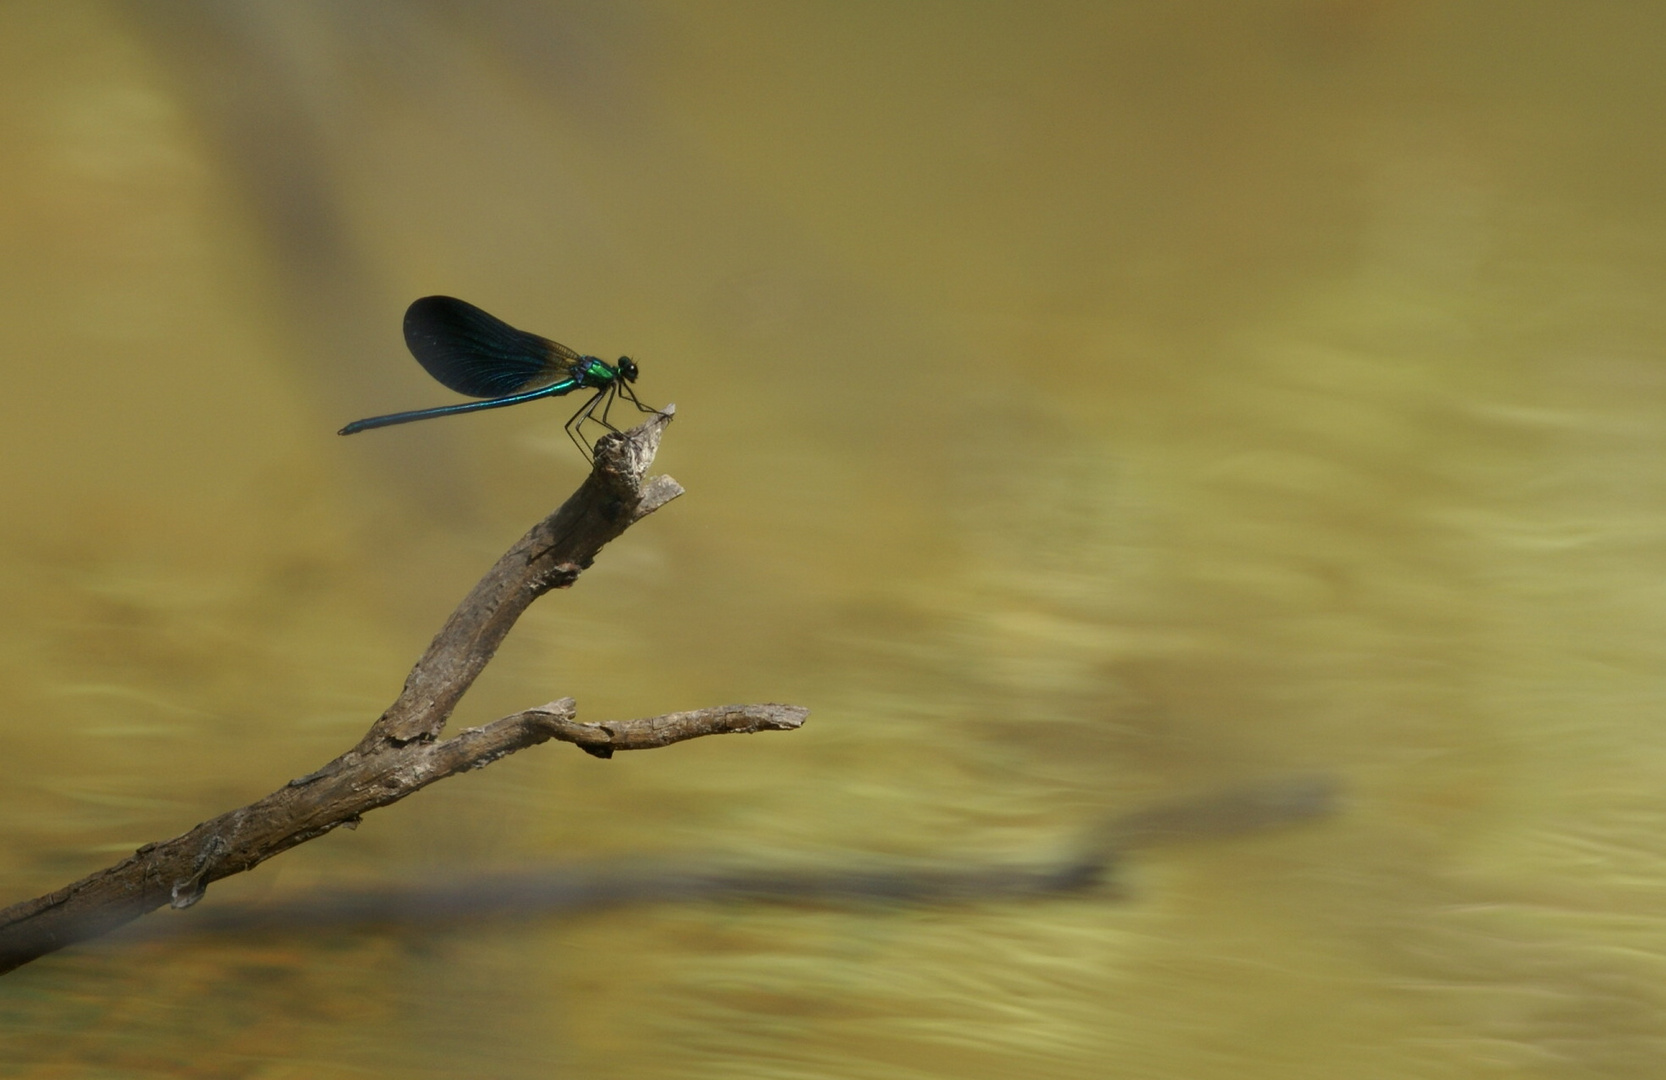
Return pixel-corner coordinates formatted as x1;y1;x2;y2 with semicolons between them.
573;357;620;388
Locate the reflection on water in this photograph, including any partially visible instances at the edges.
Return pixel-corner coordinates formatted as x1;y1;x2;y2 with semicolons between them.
83;776;1334;941
4;2;1666;1077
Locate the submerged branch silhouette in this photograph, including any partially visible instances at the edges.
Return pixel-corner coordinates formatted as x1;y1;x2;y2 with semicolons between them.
111;775;1337;941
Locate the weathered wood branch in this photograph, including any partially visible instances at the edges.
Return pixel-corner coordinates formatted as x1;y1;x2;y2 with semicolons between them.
362;408;684;748
0;408;809;975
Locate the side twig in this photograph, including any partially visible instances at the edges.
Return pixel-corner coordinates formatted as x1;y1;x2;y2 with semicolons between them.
0;408;808;975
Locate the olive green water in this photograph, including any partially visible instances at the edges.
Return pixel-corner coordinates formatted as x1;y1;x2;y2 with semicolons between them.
4;2;1666;1076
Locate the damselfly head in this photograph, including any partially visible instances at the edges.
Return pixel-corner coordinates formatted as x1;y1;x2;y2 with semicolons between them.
617;357;639;382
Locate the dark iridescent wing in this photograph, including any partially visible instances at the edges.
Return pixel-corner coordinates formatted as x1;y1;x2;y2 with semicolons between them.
402;296;581;399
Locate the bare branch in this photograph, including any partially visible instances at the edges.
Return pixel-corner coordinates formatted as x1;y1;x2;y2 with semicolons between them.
363;407;681;748
0;409;809;975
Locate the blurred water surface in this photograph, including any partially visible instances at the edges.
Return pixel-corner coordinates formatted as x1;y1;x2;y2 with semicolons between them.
3;2;1666;1077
